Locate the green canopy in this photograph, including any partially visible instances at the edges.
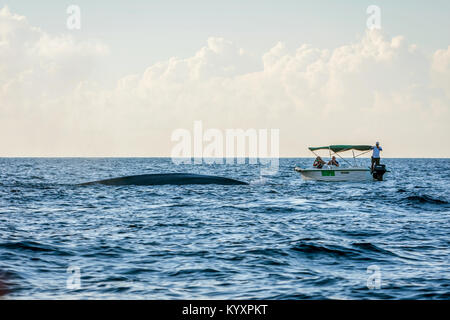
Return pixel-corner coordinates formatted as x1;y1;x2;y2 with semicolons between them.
309;145;372;153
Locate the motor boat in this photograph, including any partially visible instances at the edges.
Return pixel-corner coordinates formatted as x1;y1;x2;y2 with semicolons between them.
294;145;387;182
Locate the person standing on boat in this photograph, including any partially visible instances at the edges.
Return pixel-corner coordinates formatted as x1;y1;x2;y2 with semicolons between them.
371;142;382;172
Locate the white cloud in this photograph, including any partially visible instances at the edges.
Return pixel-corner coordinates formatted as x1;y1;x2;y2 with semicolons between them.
0;6;449;157
432;45;450;98
0;6;110;155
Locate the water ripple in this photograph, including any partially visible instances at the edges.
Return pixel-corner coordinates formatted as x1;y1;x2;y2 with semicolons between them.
0;158;449;299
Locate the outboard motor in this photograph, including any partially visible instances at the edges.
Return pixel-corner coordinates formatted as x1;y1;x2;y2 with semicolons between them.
372;164;387;181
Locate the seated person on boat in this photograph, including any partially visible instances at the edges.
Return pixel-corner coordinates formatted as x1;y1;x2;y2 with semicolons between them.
327;156;339;167
313;156;326;169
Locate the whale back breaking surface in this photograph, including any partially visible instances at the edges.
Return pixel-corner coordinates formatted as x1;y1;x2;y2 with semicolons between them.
79;173;248;186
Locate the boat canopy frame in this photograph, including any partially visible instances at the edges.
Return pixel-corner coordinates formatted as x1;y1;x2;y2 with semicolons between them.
308;145;372;167
308;145;372;153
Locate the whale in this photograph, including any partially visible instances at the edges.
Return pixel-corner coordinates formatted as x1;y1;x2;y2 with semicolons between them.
79;173;248;186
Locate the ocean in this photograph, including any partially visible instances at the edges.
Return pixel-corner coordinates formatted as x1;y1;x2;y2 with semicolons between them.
0;158;449;299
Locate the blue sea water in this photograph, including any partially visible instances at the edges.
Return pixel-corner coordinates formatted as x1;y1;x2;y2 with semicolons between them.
0;158;449;299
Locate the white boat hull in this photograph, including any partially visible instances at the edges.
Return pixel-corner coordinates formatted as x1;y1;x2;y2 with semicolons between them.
295;166;374;182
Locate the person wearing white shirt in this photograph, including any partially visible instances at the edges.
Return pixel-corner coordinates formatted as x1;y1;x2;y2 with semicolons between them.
371;142;383;172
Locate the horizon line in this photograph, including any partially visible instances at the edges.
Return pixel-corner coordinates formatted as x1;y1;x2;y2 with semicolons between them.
0;156;449;159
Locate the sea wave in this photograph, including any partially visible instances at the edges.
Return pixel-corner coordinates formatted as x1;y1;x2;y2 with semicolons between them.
405;194;448;205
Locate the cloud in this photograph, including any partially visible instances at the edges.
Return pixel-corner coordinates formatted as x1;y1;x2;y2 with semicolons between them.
0;6;449;157
0;6;109;155
432;45;450;97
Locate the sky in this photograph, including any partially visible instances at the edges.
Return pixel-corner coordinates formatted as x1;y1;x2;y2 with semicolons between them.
0;0;449;157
